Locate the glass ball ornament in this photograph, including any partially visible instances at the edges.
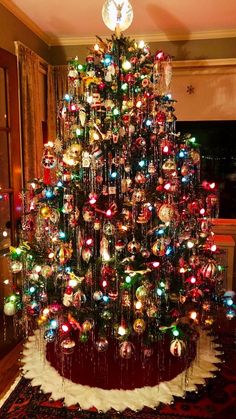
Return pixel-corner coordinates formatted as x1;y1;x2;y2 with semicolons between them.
95;337;109;352
201;259;217;279
44;328;56;343
82;319;94;332
102;0;133;32
136;285;149;301
119;341;134;359
127;238;141;254
100;309;112;321
61;338;76;355
40;205;51;219
3;301;16;316
103;221;115;236
10;261;23;274
158;203;175;223
93;290;103;301
170;339;186;357
133;318;146;334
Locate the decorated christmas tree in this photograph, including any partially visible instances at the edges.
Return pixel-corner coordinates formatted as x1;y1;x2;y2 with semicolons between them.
4;1;232;413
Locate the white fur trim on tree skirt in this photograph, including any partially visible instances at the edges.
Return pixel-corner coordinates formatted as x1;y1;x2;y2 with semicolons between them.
21;330;221;412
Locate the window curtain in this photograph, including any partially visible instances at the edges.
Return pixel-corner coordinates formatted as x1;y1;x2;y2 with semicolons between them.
16;43;68;184
17;43;43;184
48;65;68;141
54;65;68;103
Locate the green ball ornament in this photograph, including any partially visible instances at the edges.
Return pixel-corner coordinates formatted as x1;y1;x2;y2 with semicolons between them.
80;333;89;343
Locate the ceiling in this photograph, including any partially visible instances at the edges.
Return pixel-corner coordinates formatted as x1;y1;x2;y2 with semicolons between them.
2;0;236;46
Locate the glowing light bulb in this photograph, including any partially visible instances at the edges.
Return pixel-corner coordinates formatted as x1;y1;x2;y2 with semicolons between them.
138;40;145;49
118;325;126;336
152;261;160;268
125;275;131;283
122;60;131;71
173;329;179;337
187;240;194;249
135;301;142;310
226;298;233;306
190;311;197;320
68;278;78;288
190;276;196;284
50;319;58;329
61;324;69;333
211;244;217;252
163;145;169;153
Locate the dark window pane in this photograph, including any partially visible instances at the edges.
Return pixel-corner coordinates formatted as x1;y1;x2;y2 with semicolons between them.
0;131;10;188
177;121;236;219
0;193;11;250
0;68;7;127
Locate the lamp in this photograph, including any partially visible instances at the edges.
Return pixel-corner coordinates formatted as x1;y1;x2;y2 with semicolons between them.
102;0;133;36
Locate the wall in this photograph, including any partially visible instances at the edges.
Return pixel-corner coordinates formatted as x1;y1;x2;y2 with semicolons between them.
50;37;236;65
172;60;236;120
0;4;50;61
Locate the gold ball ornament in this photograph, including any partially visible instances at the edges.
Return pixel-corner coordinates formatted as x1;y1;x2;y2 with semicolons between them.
136;285;149;301
40;205;52;219
162;159;176;176
133;318;146;334
82;319;94;332
158;203;175;223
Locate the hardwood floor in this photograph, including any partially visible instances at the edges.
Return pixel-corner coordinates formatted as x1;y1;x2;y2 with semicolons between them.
0;341;23;401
